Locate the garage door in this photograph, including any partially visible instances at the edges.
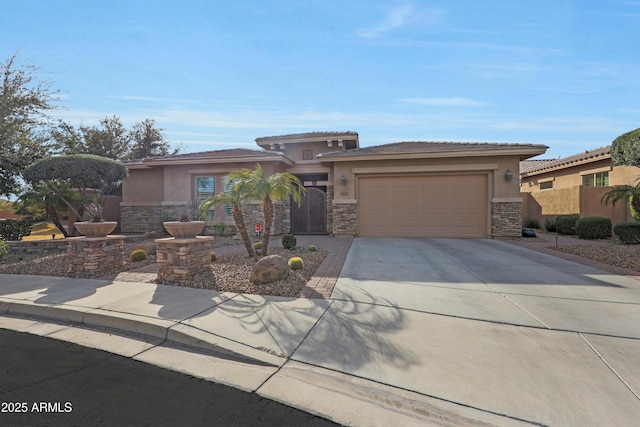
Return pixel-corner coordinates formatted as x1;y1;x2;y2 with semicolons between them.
358;174;488;238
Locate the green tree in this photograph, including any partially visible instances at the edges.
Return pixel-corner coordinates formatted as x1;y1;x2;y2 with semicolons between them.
611;128;640;167
232;165;305;256
14;182;79;237
50;120;86;155
81;116;130;160
128;118;178;159
22;154;128;220
601;178;640;221
199;179;255;258
0;53;60;196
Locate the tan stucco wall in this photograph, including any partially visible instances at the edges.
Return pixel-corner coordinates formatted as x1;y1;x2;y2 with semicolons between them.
330;155;521;201
521;160;640;192
122;168;164;203
521;186;633;227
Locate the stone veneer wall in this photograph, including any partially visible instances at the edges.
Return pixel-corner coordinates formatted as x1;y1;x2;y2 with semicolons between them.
240;201;290;235
491;201;522;237
67;236;125;278
7;239;68;254
326;186;334;234
155;236;213;282
332;201;357;236
122;201;291;236
121;205;166;233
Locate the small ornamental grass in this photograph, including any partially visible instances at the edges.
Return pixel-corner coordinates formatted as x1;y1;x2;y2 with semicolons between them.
307;244;317;252
253;241;263;251
211;252;217;262
288;256;304;270
130;249;147;262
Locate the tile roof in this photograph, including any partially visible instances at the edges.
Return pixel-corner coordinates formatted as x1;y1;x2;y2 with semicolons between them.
124;148;283;164
519;146;610;175
318;141;547;158
255;131;358;142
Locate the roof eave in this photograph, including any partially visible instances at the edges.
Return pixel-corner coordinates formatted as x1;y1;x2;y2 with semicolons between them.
319;147;547;162
133;155;293;168
520;153;611;177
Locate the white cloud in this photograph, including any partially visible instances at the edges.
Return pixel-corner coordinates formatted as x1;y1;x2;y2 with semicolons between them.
357;4;444;38
403;97;485;107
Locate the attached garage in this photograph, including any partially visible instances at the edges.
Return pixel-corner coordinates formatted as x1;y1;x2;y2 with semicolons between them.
358;174;488;238
319;141;548;238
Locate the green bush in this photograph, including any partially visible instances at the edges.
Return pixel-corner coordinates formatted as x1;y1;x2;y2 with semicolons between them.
575;216;611;240
556;214;580;235
544;217;557;233
253;241;263;251
288;256;304;270
307;244;317;252
0;218;33;241
613;222;640;244
130;249;146;262
282;233;297;250
0;241;9;261
523;218;540;229
211;252;217;262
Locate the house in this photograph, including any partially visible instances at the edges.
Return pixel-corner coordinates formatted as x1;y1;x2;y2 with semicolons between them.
120;131;546;238
520;146;640;226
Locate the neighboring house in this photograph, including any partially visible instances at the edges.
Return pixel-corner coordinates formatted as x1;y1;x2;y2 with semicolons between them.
520;146;640;226
121;131;546;238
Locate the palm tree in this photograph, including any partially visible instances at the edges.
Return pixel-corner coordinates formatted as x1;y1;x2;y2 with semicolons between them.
199;181;255;258
232;165;305;256
601;179;640;221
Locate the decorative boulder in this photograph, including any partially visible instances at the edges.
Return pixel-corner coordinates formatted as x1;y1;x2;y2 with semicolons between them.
250;255;289;285
133;242;157;256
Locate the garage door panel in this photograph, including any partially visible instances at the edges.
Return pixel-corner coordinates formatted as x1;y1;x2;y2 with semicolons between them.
358;174;488;238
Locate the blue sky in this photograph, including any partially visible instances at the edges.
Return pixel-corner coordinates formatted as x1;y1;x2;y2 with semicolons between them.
2;0;640;159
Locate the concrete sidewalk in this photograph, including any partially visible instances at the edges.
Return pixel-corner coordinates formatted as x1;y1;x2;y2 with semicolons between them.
1;234;640;426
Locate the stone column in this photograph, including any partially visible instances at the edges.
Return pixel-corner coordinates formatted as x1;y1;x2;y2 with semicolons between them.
491;199;522;237
332;199;357;236
67;236;125;278
155;236;213;282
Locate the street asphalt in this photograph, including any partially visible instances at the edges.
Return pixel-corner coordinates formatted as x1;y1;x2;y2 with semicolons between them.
0;328;337;426
1;236;640;426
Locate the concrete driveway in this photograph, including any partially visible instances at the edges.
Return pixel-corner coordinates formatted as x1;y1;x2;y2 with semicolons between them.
289;238;640;426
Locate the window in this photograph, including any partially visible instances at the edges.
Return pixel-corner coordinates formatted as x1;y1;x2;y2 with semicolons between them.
582;172;609;187
302;149;314;160
196;177;215;222
540;181;553;190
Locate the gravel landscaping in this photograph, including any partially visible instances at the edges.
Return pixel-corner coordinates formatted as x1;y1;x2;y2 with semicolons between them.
552;242;640;271
0;236;328;298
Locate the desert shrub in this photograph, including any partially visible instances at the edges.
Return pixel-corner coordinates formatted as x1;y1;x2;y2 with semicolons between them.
523;218;540;229
0;241;9;261
307;244;317;252
544;217;557;233
253;241;263;251
210;252;217;261
0;218;33;241
282;233;297;250
288;256;304;270
556;214;580;235
575;216;611;240
613;222;640;244
130;249;146;262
